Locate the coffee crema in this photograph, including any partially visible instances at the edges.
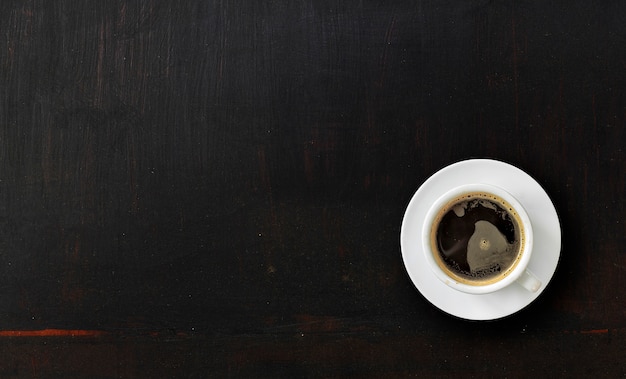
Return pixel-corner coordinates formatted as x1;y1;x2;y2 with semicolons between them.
430;192;525;286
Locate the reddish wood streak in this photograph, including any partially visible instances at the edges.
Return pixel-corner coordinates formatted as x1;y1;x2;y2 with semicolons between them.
0;329;107;337
579;329;609;335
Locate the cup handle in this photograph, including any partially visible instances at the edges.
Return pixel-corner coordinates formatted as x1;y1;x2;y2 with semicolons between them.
516;269;541;292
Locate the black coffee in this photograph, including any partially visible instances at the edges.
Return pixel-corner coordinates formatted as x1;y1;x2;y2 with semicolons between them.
432;193;523;285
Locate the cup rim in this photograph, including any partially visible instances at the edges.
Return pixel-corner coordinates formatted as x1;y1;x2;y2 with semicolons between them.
421;183;534;295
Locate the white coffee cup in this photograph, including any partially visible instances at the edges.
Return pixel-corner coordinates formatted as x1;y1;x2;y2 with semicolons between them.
422;183;541;295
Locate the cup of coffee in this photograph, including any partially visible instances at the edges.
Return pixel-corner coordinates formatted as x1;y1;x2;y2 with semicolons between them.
422;183;541;294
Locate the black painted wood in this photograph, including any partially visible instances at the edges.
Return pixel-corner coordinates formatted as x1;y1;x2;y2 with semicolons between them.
0;0;624;377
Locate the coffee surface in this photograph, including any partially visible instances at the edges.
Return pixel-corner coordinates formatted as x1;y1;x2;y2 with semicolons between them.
434;194;521;283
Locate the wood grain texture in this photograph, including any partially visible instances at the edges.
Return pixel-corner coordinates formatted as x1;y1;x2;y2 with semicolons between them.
0;0;624;377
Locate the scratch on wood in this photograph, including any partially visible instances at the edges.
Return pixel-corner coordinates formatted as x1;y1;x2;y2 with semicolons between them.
96;20;107;105
378;14;397;88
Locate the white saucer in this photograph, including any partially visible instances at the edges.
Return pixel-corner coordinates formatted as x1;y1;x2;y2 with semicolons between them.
400;159;561;320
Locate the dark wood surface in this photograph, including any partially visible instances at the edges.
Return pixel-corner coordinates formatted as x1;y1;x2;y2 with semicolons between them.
1;1;625;377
